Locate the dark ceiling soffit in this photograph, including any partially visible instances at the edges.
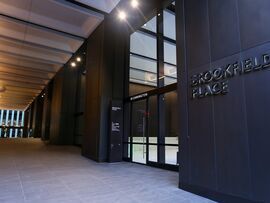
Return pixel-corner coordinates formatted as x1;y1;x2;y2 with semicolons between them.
0;14;85;41
62;0;108;16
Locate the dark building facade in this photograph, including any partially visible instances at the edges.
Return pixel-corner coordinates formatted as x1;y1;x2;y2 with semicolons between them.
22;0;270;202
176;0;270;202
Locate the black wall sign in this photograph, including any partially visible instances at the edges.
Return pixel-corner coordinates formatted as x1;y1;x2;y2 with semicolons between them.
109;100;123;162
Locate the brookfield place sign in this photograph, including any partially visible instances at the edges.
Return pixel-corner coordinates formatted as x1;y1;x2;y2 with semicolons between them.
191;53;270;99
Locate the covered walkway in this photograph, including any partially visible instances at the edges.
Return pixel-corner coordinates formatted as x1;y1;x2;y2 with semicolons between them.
0;139;214;203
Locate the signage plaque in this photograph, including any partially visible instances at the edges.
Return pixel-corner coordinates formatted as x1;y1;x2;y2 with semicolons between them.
191;53;270;99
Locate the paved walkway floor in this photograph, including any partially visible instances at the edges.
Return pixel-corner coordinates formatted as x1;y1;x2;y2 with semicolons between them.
0;139;215;203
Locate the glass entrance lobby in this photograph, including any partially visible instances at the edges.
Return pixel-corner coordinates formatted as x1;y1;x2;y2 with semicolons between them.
123;1;178;170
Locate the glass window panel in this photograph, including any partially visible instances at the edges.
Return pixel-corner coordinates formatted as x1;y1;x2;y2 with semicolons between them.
165;146;178;165
165;77;177;86
0;109;24;139
164;10;176;40
141;16;157;33
130;69;157;86
164;63;177;77
149;145;157;162
164;63;177;86
131;100;147;144
129;83;155;96
132;144;146;164
164;41;176;65
130;54;157;73
130;31;157;59
164;91;179;145
148;96;158;144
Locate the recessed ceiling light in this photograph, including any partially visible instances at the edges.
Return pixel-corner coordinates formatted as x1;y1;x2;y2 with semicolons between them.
0;86;6;93
118;10;127;21
131;0;139;8
71;62;76;67
76;57;81;62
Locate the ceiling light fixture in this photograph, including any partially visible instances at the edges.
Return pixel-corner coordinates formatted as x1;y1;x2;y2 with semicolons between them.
76;57;82;62
131;0;139;8
118;10;127;21
0;86;6;93
71;62;76;67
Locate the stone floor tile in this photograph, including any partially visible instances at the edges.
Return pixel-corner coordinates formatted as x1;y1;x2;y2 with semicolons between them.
0;139;215;203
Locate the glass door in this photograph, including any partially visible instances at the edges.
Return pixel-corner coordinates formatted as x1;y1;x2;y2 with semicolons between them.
131;99;147;164
123;85;179;170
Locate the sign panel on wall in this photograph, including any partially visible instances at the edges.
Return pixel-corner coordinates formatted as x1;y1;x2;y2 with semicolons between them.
191;52;270;99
